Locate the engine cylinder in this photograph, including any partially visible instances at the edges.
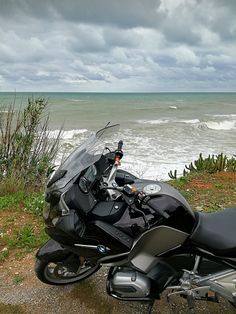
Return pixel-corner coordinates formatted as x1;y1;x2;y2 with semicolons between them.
109;268;151;299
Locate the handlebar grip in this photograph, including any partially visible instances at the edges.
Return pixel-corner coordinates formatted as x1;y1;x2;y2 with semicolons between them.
118;140;123;151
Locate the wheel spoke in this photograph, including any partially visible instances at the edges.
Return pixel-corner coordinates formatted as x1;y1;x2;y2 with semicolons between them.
42;259;99;284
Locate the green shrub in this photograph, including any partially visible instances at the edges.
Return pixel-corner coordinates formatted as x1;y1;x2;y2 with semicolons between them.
0;97;62;190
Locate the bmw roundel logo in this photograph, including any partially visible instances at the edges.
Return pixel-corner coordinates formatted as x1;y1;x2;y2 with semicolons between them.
97;245;107;254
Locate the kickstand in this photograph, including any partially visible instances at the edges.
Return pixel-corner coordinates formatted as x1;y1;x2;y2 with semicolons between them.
187;294;195;310
147;300;155;314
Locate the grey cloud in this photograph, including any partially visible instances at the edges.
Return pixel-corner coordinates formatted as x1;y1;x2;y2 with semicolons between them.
0;0;56;20
162;25;201;46
156;0;236;46
52;0;163;28
0;0;236;91
67;25;108;53
103;28;140;48
0;0;163;28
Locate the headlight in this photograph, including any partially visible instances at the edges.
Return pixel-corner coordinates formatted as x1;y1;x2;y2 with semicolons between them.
43;191;69;227
43;202;61;226
43;202;50;220
51;217;60;226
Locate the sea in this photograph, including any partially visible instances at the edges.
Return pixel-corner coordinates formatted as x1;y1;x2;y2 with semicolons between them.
0;92;236;180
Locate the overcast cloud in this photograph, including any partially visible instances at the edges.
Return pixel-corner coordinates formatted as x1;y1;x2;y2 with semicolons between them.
0;0;235;92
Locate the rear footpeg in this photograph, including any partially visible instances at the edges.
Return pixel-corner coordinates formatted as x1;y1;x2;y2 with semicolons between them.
167;286;218;309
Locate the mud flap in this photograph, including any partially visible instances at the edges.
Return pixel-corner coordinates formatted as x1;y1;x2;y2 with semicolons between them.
36;239;71;262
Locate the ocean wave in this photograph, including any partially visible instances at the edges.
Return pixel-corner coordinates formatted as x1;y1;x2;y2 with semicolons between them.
137;119;200;125
65;98;85;102
52;124;236;181
137;119;170;125
49;129;88;139
178;119;200;124
205;114;236;118
198;120;236;130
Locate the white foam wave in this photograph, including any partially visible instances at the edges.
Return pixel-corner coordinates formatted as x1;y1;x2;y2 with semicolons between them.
206;114;236;118
178;119;200;124
137;119;199;125
52;123;236;181
199;120;236;130
169;106;177;109
49;129;88;139
137;119;170;125
65;98;85;102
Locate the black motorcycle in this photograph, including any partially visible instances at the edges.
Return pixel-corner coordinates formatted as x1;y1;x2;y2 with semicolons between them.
35;124;236;311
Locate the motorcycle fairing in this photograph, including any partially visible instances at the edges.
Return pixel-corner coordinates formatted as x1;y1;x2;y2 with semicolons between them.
36;239;71;262
47;124;120;193
128;226;189;273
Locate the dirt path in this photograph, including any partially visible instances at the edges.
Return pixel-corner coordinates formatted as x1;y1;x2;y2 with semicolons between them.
0;253;235;314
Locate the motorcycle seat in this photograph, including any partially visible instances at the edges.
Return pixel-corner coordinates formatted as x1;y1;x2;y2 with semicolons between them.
191;208;236;257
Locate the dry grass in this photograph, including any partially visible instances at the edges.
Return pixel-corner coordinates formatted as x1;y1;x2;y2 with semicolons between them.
169;172;236;212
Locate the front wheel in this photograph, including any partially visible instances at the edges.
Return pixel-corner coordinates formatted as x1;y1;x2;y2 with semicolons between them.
35;256;100;285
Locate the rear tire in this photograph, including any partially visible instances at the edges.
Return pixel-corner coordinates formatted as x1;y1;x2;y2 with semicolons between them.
35;257;100;285
228;301;236;309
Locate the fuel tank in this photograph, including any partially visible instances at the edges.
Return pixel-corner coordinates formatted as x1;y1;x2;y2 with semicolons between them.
133;179;196;234
133;179;196;233
113;179;196;237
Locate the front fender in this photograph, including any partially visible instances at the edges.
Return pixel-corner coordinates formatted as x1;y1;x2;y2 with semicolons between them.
36;239;71;262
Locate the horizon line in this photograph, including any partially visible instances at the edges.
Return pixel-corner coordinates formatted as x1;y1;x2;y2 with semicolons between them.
0;91;236;94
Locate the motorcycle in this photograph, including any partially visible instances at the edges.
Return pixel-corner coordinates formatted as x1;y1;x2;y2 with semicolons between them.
35;124;236;312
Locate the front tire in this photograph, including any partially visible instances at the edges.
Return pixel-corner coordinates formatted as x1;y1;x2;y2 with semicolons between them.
35;257;100;285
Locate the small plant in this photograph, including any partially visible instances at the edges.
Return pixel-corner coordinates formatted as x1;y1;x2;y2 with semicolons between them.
185;153;227;173
0;191;26;210
168;169;177;179
168;153;236;179
227;155;236;172
9;224;37;250
0;247;9;262
13;274;24;285
23;193;45;216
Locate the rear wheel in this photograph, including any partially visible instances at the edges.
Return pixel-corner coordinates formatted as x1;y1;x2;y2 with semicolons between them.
35;256;100;285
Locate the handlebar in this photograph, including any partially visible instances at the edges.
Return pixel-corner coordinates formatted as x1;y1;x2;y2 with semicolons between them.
118;140;123;151
115;140;123;160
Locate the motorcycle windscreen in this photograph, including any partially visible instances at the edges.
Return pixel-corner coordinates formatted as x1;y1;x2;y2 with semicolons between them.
47;124;120;191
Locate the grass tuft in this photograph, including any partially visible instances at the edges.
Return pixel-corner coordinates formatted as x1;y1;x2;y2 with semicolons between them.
13;274;24;285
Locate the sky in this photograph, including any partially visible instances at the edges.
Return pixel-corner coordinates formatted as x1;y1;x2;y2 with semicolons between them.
0;0;236;92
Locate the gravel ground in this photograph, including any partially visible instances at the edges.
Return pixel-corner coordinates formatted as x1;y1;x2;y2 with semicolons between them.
0;254;236;314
